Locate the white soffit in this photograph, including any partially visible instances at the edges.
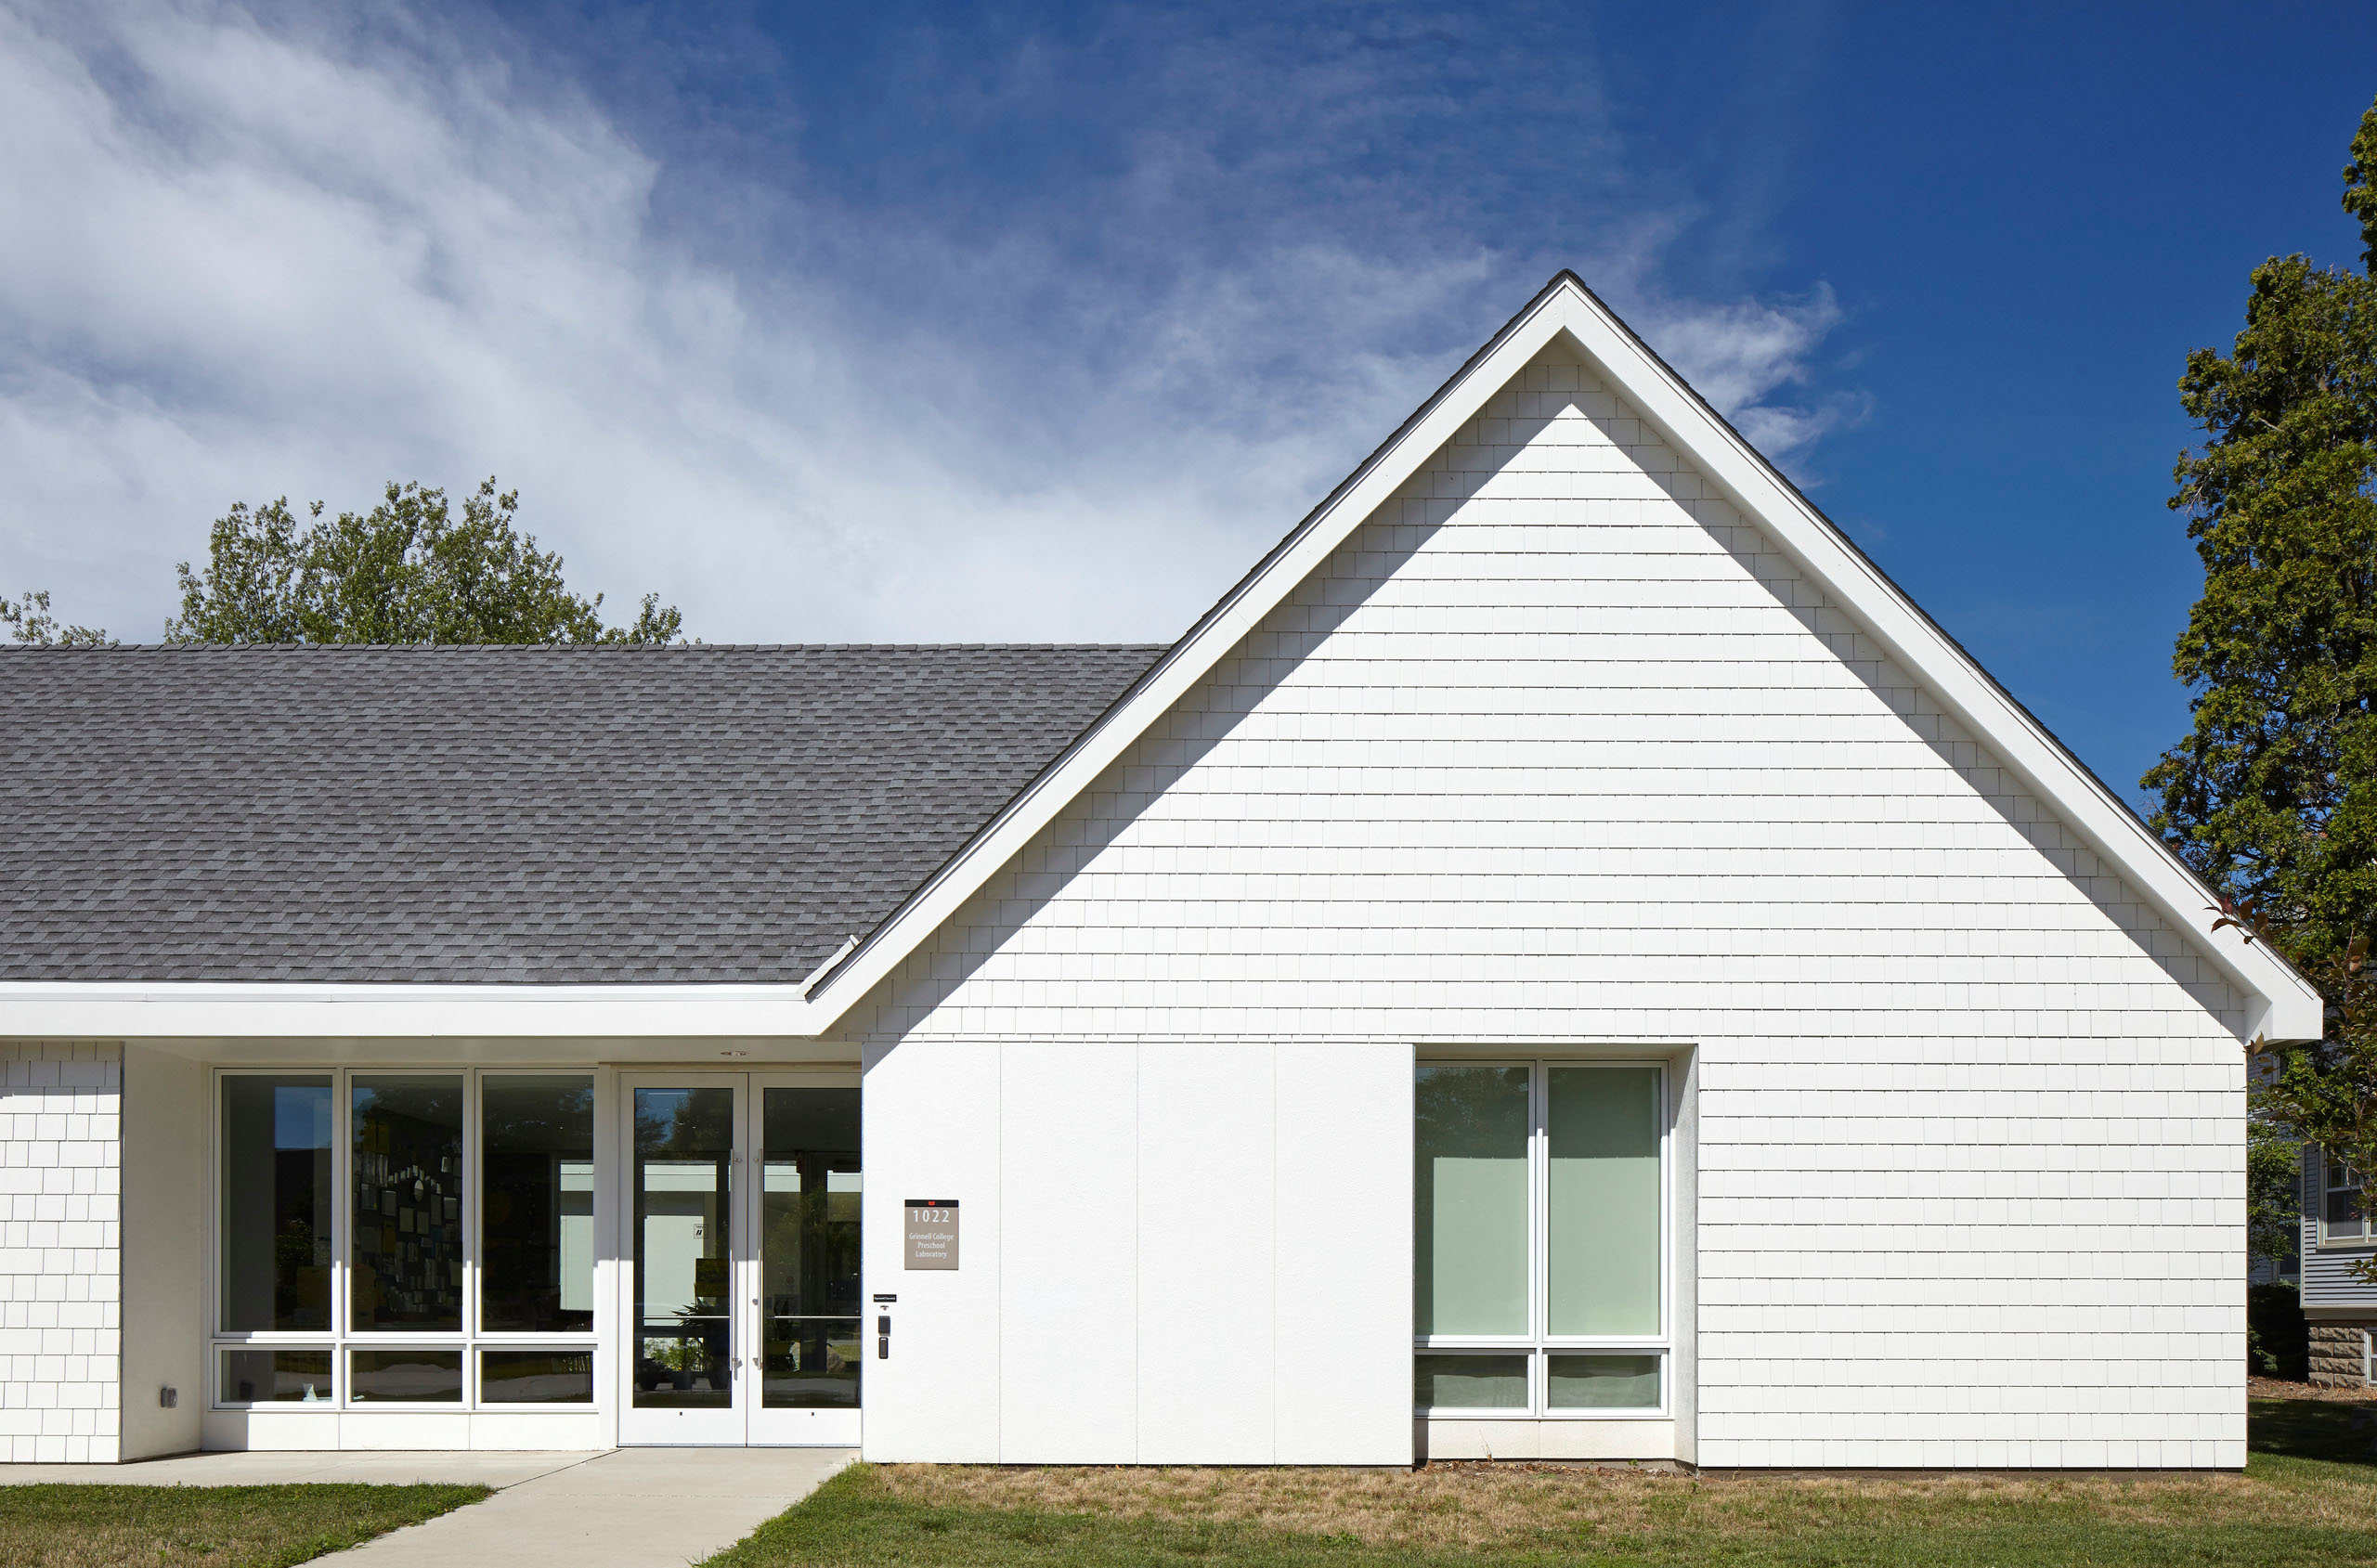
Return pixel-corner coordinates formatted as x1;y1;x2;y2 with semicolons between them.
0;275;2320;1043
803;273;2321;1045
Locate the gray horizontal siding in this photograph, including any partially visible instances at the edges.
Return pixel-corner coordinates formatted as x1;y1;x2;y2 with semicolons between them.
2303;1143;2377;1305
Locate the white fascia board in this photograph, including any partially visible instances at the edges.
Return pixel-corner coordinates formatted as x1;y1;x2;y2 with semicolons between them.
1532;285;2323;1044
805;275;2320;1045
0;981;825;1041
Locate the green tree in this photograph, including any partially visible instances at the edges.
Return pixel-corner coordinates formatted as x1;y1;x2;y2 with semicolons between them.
166;478;684;645
2143;121;2377;967
1;590;112;646
2150;96;2377;1280
2248;1110;2304;1266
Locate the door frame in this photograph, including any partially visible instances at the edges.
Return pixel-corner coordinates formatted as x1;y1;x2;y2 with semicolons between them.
746;1070;863;1447
615;1070;864;1447
617;1071;748;1445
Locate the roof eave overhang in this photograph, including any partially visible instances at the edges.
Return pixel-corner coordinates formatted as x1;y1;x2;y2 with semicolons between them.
0;981;832;1041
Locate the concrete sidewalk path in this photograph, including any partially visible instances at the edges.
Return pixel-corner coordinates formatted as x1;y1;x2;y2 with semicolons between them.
338;1447;855;1567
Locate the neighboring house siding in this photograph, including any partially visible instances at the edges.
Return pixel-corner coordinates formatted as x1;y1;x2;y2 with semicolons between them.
851;339;2250;1468
2301;1144;2377;1308
0;1043;120;1463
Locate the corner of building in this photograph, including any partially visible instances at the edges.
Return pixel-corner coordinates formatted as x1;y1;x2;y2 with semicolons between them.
0;1041;123;1463
120;1044;203;1458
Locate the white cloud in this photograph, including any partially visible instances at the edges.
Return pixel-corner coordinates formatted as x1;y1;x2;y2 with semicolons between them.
0;0;1864;644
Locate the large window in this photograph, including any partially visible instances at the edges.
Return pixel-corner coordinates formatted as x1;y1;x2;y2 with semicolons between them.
214;1069;599;1411
1414;1060;1667;1417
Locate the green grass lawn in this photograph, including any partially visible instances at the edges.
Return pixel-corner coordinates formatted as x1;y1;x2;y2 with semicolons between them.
0;1482;488;1568
700;1400;2377;1567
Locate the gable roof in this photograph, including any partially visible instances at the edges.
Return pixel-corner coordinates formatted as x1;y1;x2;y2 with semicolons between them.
798;272;2324;1044
0;274;2322;1043
0;643;1160;984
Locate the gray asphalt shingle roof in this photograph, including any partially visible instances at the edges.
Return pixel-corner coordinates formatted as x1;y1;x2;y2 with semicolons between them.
0;643;1163;984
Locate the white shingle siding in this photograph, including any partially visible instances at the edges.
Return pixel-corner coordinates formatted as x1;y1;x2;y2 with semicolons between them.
0;1043;121;1463
854;341;2249;1468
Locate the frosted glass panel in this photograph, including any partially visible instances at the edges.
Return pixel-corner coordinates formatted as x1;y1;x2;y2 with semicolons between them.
1548;1353;1661;1409
1546;1067;1661;1336
1414;1354;1528;1410
1414;1065;1529;1335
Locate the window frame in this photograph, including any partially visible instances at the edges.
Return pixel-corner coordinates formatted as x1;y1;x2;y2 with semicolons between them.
207;1066;603;1413
1413;1056;1670;1420
2322;1150;2370;1247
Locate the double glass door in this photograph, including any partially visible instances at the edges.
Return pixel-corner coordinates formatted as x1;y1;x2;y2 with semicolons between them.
617;1072;861;1445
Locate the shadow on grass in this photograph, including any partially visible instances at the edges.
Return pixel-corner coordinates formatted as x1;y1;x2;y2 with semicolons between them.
2251;1399;2377;1469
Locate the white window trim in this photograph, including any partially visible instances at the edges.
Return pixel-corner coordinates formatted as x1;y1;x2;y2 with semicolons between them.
208;1066;602;1413
2319;1149;2374;1250
1414;1056;1671;1420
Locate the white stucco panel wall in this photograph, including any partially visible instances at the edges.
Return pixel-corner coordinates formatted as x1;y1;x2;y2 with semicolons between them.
851;337;2249;1469
0;1043;121;1464
859;1038;1411;1465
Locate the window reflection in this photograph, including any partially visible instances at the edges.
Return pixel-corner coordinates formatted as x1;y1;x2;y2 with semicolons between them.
482;1076;596;1333
481;1350;595;1405
632;1087;734;1408
220;1347;331;1405
219;1076;332;1332
348;1349;462;1403
760;1087;861;1409
352;1076;464;1332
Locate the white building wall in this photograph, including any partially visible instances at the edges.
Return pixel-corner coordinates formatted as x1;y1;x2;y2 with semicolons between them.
858;1037;1411;1466
120;1044;202;1459
851;338;2249;1469
0;1043;122;1463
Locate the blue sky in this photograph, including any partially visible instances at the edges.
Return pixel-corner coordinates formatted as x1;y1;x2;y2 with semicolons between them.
4;2;2375;807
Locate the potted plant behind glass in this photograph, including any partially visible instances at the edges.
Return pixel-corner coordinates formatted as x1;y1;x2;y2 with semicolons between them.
656;1337;701;1391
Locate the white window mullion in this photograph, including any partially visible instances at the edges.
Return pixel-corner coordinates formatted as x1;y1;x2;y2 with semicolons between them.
462;1067;478;1407
332;1066;349;1402
1659;1061;1671;1348
1530;1058;1547;1416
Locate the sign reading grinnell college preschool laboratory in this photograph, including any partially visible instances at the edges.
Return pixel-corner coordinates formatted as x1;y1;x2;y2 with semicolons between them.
904;1199;958;1269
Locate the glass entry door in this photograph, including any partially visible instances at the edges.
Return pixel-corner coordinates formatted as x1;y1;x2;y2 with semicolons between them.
617;1072;861;1446
750;1075;862;1445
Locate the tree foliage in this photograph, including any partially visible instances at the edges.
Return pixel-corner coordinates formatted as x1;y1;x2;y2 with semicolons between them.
0;590;111;646
165;478;683;645
2151;96;2377;1276
2254;935;2377;1276
2142;237;2377;966
2248;1110;2305;1266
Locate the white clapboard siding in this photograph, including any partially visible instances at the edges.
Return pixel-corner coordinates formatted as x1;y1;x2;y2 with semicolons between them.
0;1043;121;1463
850;336;2247;1470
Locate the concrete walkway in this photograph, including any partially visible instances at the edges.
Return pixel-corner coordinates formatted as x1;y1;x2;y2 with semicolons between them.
0;1447;859;1567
